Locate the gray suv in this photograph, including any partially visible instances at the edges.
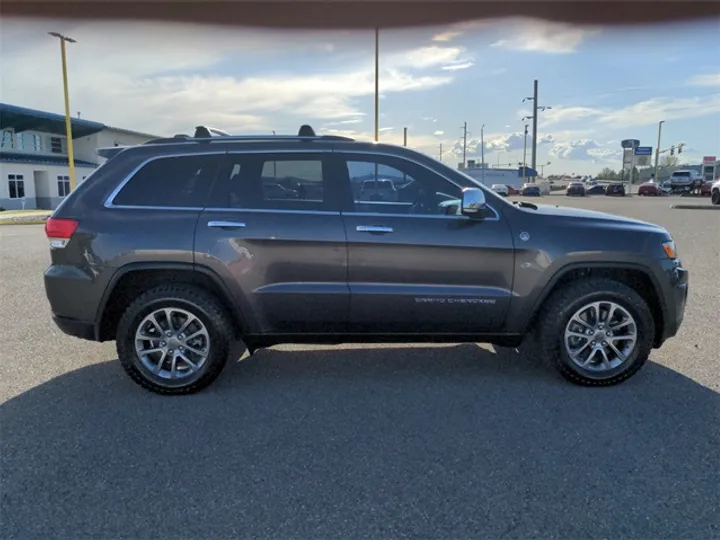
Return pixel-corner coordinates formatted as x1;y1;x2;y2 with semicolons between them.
44;125;689;394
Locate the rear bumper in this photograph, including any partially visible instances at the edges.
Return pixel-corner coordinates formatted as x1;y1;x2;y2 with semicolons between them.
52;314;97;341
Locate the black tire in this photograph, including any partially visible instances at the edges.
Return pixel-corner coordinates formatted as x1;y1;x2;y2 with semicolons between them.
712;189;720;205
537;279;654;386
116;284;234;395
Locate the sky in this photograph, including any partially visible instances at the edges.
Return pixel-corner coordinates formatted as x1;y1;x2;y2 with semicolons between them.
1;16;719;175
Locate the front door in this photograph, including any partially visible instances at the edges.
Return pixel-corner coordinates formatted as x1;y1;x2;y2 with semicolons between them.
336;152;515;335
194;151;349;335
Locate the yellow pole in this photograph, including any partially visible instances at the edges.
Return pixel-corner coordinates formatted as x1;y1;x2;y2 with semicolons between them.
374;28;379;142
58;37;77;190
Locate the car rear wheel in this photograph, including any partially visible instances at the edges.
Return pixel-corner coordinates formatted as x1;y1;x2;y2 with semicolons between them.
116;284;234;395
712;189;720;205
537;279;654;386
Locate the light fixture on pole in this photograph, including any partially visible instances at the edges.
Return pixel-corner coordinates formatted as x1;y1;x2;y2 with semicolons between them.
49;31;77;191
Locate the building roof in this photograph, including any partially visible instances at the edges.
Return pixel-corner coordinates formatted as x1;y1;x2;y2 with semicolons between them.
0;151;98;168
0;102;160;140
0;103;106;139
104;125;161;139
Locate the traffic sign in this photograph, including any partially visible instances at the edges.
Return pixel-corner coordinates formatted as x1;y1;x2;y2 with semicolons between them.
635;146;652;156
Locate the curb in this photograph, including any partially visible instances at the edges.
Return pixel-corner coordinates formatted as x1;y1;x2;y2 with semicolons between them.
670;204;720;211
0;217;50;226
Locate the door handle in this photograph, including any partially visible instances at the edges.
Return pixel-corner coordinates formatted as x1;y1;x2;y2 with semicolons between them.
208;220;246;229
356;225;393;234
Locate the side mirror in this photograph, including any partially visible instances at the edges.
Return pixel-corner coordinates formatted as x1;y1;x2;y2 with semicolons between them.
461;187;486;217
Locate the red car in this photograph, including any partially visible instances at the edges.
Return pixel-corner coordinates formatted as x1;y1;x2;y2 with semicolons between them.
506;185;520;196
637;182;663;196
700;181;713;196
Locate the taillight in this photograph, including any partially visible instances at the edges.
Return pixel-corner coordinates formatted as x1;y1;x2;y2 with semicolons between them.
45;217;79;249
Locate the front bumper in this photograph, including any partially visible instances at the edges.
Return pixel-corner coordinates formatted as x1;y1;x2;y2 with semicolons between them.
656;260;689;346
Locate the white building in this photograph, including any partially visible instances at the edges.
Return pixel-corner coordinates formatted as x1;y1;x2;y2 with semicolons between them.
0;103;159;210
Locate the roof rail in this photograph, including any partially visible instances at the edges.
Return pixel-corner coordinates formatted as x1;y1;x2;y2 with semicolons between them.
142;124;356;146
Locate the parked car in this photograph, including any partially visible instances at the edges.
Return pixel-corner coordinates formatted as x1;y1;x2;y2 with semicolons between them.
505;185;521;196
43;124;688;394
521;183;542;196
359;178;398;202
585;183;607;196
566;182;586;196
699;180;713;197
491;184;509;196
712;179;720;205
605;183;626;196
637;182;663;196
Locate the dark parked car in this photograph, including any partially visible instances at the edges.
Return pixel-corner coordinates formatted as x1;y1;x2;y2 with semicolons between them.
521;183;542;196
566;182;585;196
605;183;626;196
585;183;607;195
44;124;688;394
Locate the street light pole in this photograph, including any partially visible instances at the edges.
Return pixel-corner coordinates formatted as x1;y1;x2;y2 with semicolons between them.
522;123;529;183
654;120;665;182
403;127;407;147
531;79;538;171
49;31;77;190
480;124;485;185
374;28;379;142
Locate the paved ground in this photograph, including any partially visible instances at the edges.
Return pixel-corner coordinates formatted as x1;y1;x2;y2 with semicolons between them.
1;195;718;539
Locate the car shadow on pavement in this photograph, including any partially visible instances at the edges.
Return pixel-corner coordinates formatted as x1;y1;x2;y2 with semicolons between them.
2;344;719;540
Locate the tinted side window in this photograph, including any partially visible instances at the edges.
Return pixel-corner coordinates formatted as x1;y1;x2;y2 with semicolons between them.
344;156;461;215
112;154;219;207
210;153;328;211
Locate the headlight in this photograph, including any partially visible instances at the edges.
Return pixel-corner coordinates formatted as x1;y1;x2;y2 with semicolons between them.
662;240;678;259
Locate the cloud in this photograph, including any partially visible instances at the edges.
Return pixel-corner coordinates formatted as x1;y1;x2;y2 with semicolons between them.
1;20;465;136
490;20;600;54
441;61;475;71
549;139;622;162
450;131;554;158
688;73;720;87
528;94;720;129
378;127;394;132
433;130;444;136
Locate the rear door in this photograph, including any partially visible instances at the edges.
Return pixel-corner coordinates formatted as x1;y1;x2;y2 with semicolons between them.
336;152;516;334
194;150;349;335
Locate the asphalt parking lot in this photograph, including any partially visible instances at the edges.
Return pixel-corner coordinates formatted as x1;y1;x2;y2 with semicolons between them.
1;195;719;540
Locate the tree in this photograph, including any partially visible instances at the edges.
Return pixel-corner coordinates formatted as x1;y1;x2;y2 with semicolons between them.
661;155;679;168
597;167;617;180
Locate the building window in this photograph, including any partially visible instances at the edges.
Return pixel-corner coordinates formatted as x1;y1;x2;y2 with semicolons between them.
1;130;14;149
50;136;65;154
58;175;71;197
16;133;43;152
8;174;25;199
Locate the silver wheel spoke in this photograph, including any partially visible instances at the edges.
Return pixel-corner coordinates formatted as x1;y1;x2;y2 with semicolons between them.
571;316;593;330
164;308;175;332
179;352;199;372
153;350;168;374
183;344;206;356
606;303;616;324
608;342;626;361
567;331;590;340
581;348;598;367
185;329;209;341
170;354;178;379
610;319;632;330
149;313;163;334
176;314;196;336
599;348;612;370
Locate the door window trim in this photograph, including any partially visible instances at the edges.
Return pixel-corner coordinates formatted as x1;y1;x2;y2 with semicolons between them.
334;150;500;221
204;149;341;215
104;150;227;210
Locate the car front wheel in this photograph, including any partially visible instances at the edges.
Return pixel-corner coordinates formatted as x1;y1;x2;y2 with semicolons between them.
712;189;720;205
116;284;235;395
537;279;654;386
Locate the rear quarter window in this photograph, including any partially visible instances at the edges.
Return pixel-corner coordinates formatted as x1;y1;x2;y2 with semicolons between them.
111;154;220;207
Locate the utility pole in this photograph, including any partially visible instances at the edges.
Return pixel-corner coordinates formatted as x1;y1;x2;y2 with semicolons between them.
438;143;443;162
522;124;529;183
461;122;468;168
654;120;665;182
374;28;380;142
531;79;538;172
480;124;485;185
403;127;407;147
49;32;77;191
